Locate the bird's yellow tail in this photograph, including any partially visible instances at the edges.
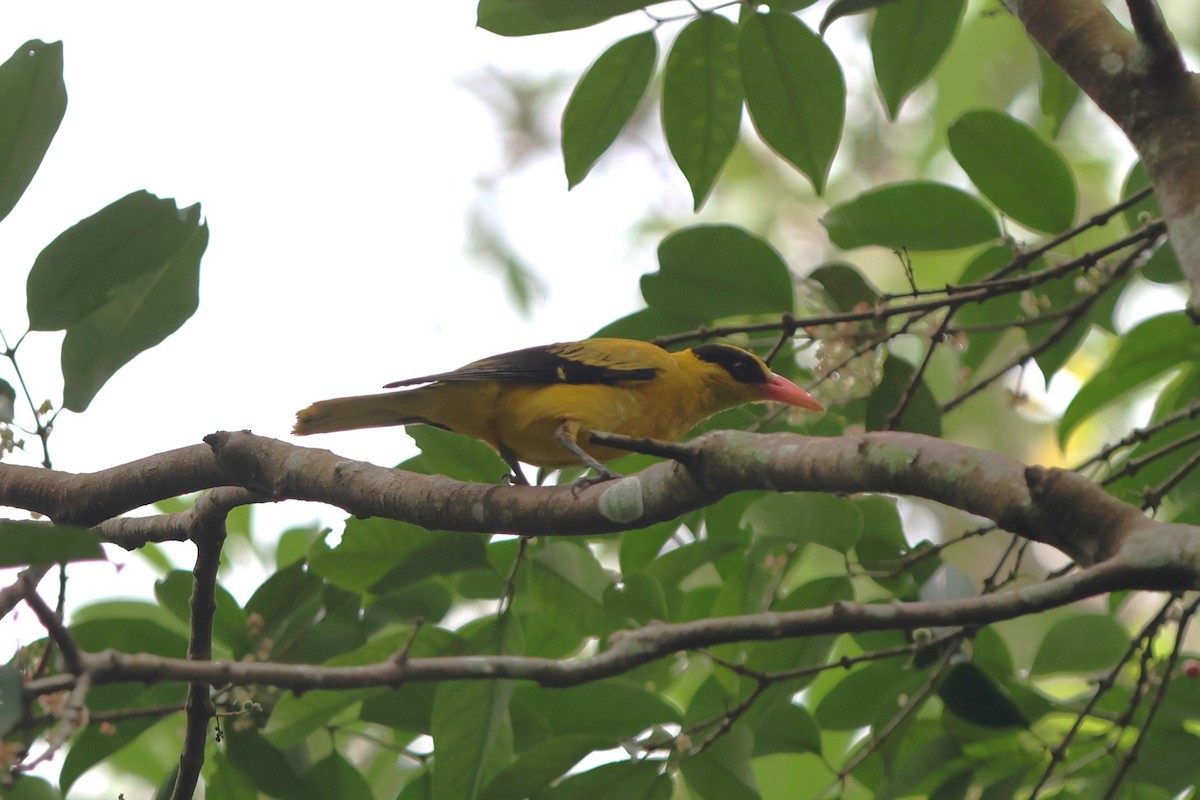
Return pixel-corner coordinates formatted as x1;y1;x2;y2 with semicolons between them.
293;391;429;435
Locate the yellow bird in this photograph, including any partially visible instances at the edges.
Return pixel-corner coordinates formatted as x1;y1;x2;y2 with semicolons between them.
293;338;823;483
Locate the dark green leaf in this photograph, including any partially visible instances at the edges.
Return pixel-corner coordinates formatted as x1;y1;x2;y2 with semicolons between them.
663;14;742;210
680;724;758;800
749;693;821;756
816;659;925;729
747;576;853;676
641;225;793;324
297;752;374;800
1122;161;1181;283
937;662;1027;728
59;683;186;793
741;492;864;552
477;0;648;36
1;776;61;800
223;727;306;800
871;0;964;119
29;191;210;411
0;520;104;566
819;0;901;33
407;425;510;482
809;262;881;313
479;734;614;800
262;629;420;748
0;40;66;224
510;679;681;739
953;244;1022;373
0;664;23;735
739;12;844;193
529;541;612;637
542;761;670;800
308;516;488;595
948;109;1076;233
1030;615;1129;675
821;181;999;251
562;31;656;188
0;377;13;423
605;571;668;622
432;679;514;800
27;191;203;330
865;354;942;435
206;751;258;800
1059;312;1199;446
1037;48;1080;138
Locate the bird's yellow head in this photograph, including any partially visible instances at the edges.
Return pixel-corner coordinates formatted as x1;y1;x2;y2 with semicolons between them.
688;344;824;412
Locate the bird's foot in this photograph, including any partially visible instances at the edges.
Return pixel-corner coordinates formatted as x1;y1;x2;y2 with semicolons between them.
571;466;620;496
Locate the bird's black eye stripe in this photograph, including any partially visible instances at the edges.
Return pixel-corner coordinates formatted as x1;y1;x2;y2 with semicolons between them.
692;344;770;384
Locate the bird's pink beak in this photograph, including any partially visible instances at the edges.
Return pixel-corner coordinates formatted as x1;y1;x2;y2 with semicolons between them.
764;373;824;412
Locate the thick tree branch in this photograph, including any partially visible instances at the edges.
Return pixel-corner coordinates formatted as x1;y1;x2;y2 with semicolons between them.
1007;0;1200;313
201;429;1183;570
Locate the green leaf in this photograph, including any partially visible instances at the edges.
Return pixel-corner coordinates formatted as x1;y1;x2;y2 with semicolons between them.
510;678;682;739
820;0;902;33
223;727;306;800
27;191;210;411
640;225;793;324
1037;47;1080;138
562;31;656;188
749;695;821;756
871;0;964;119
479;734;614;800
681;724;759;800
407;425;510;482
477;0;647;36
816;660;925;729
1030;615;1129;675
1122;161;1181;283
308;516;488;595
262;629;422;748
948;109;1076;233
1;776;61;800
206;751;258;800
27;191;203;330
822;181;998;251
0;521;104;566
865;354;942;436
809;262;881;313
747;576;853;677
741;492;864;552
59;683;186;794
432;679;514;800
529;541;612;637
0;40;66;224
0;664;23;736
663;14;742;210
1059;312;1199;446
937;662;1027;728
541;761;670;800
739;12;844;194
0;377;13;423
953;245;1022;373
297;752;374;800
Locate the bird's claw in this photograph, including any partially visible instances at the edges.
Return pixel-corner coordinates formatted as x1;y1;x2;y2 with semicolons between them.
571;467;619;496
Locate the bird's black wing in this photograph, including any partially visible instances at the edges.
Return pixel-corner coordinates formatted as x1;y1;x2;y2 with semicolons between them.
383;340;664;388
